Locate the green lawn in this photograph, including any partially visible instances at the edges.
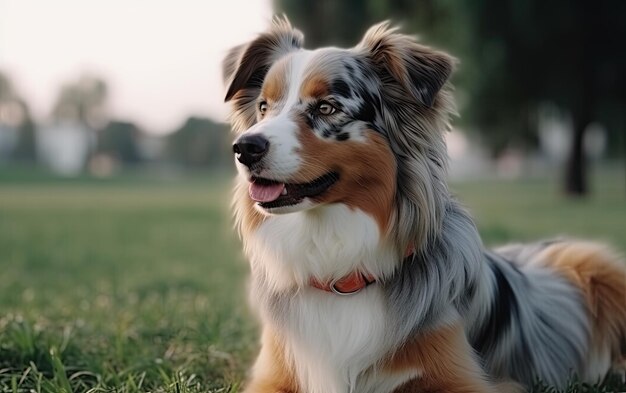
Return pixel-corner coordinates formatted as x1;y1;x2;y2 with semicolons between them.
0;169;624;392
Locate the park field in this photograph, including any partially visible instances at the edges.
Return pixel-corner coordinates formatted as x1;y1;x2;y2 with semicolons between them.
0;169;625;392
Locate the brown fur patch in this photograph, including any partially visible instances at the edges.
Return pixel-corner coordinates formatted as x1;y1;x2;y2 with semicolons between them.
537;241;626;361
300;72;329;98
262;59;290;103
385;323;515;393
295;126;396;233
243;328;298;393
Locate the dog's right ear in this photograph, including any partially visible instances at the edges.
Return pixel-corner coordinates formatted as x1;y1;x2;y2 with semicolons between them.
223;17;303;102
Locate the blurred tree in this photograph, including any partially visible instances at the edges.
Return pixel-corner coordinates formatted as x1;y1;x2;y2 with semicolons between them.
275;0;466;50
12;110;37;162
50;74;109;170
276;0;371;47
0;71;37;162
463;0;626;196
51;74;108;130
97;121;141;165
167;117;231;168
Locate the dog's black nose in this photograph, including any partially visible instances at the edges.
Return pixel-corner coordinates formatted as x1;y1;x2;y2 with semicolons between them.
233;134;270;167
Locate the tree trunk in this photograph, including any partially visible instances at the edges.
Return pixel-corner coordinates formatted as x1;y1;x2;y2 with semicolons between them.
564;113;589;196
564;0;595;197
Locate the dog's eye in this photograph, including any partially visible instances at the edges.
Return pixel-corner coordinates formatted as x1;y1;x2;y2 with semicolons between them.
317;101;336;116
259;101;268;115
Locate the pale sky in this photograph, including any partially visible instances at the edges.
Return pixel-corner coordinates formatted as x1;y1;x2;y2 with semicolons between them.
0;0;273;134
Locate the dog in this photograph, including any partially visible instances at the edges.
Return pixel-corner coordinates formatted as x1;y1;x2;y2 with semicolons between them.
222;17;626;393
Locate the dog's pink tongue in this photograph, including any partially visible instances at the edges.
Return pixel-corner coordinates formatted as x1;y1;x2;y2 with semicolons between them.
249;182;285;202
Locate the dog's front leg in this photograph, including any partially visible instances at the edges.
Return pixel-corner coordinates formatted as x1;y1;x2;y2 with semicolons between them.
388;323;519;393
243;328;299;393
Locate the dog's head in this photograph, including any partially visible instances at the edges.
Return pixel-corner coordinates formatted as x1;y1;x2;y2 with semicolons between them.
224;18;455;251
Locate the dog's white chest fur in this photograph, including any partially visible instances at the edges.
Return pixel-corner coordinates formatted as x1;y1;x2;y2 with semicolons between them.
247;204;399;290
279;288;416;393
247;205;414;393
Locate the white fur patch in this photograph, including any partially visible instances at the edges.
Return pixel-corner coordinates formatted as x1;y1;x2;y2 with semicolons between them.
280;289;422;393
280;288;398;393
280;51;314;115
247;204;399;291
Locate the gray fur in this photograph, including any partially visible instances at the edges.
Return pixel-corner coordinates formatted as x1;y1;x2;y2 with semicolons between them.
470;248;590;387
384;200;485;337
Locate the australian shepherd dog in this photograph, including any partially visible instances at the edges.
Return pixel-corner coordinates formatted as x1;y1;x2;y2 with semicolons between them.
222;18;626;393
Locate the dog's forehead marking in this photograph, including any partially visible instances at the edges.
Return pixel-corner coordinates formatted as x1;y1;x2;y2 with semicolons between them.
264;48;366;106
280;49;353;103
300;49;357;98
278;50;315;116
262;59;291;103
262;50;315;110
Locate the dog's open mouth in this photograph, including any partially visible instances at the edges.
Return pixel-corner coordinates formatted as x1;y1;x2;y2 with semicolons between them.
249;172;339;209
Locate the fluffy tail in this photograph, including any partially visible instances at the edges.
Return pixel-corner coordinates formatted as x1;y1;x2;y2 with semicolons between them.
537;241;626;378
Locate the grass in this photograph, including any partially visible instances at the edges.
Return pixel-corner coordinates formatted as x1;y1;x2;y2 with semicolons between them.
0;168;625;392
452;171;626;251
0;171;253;392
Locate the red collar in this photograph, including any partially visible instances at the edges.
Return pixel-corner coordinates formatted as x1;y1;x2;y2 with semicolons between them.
309;245;415;295
310;271;377;295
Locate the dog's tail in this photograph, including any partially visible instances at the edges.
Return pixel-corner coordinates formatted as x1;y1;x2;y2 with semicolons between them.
474;239;626;388
537;240;626;378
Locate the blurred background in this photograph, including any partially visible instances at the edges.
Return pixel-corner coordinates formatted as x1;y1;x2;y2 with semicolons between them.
1;1;625;392
1;0;624;190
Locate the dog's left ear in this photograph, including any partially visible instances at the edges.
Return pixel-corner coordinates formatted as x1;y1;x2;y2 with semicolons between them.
358;22;455;107
223;17;303;102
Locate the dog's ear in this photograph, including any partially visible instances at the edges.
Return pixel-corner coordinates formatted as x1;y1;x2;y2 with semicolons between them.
358;22;455;107
223;17;303;102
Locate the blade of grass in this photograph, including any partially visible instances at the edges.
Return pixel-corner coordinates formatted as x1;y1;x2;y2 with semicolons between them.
49;347;73;393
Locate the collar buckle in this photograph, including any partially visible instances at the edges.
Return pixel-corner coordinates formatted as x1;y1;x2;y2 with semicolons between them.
330;277;366;295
